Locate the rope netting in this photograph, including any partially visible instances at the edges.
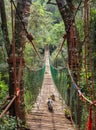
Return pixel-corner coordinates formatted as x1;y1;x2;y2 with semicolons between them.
50;60;96;130
24;64;45;111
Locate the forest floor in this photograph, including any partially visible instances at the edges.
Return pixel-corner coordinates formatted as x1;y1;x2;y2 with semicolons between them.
26;51;75;130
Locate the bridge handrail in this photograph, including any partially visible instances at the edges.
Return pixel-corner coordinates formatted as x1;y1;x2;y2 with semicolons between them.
49;58;67;71
50;60;95;106
25;62;46;72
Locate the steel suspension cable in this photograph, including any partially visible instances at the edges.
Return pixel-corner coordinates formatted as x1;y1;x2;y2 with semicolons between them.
55;34;67;59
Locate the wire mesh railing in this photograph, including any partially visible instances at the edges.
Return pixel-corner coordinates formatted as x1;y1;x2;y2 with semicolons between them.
24;64;45;111
50;61;96;130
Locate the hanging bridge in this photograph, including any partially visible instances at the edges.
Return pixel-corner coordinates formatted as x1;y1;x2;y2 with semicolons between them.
0;0;96;130
26;50;75;130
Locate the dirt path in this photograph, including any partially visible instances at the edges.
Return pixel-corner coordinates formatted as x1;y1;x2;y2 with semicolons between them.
27;51;75;130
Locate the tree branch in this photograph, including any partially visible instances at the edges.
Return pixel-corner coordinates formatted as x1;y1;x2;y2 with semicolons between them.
47;0;57;5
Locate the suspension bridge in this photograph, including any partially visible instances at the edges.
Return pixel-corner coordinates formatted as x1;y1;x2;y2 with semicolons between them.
26;50;75;130
0;0;96;130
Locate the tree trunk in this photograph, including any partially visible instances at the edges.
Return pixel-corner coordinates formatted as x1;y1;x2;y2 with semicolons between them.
56;0;80;70
0;0;15;117
55;0;82;128
0;0;11;56
14;0;32;127
0;0;32;128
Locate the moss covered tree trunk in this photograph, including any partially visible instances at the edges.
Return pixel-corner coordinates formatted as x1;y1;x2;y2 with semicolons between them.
0;0;11;55
0;0;32;128
14;0;32;127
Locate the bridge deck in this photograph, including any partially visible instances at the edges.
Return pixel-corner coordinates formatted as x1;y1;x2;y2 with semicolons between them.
27;51;75;130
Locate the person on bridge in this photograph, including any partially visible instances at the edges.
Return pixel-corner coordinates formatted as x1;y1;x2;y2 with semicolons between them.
47;98;53;112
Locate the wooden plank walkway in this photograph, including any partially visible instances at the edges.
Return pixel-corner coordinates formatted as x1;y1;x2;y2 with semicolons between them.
27;51;75;130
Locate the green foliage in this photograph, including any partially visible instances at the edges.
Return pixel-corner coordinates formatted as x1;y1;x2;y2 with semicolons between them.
50;21;65;45
24;43;44;69
0;78;8;103
0;115;17;130
0;0;9;105
28;1;52;46
4;0;12;40
50;45;67;68
24;43;35;67
0;115;24;130
46;2;62;24
75;17;84;40
0;27;4;47
90;8;96;98
80;104;89;130
65;108;71;120
28;0;65;50
91;9;96;22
